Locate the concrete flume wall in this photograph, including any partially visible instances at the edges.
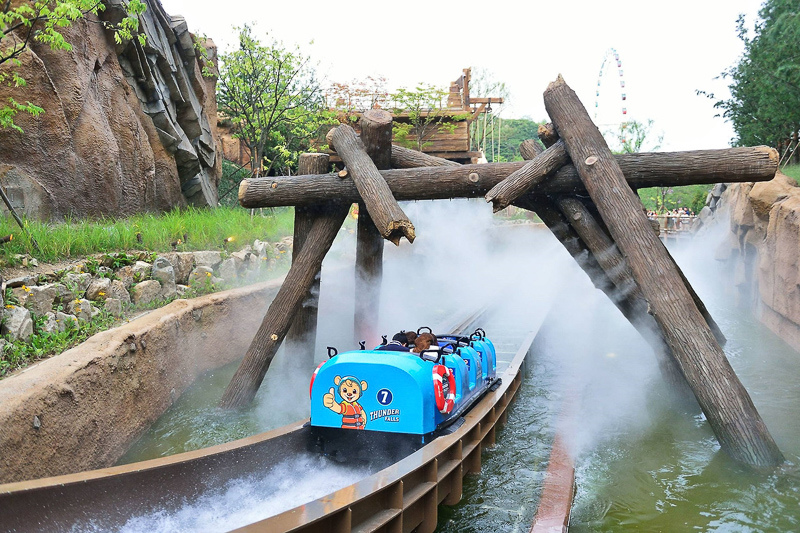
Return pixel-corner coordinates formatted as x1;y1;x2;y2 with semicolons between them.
0;278;283;483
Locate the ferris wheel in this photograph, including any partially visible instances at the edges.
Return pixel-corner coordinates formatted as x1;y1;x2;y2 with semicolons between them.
593;47;629;135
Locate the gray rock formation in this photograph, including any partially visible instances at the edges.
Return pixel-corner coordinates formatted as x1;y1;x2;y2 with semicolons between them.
0;0;221;220
2;306;33;341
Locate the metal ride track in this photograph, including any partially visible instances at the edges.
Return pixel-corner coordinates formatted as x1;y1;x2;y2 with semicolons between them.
0;307;542;532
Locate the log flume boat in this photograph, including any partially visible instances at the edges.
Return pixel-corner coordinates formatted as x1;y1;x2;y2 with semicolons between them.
0;308;544;532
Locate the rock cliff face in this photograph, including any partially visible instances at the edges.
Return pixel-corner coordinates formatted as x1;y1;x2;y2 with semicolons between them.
712;173;800;350
0;0;220;220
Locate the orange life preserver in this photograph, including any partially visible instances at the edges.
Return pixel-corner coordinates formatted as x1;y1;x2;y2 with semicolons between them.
432;364;456;414
309;361;325;398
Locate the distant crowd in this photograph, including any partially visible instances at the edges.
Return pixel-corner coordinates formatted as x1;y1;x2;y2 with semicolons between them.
646;207;695;231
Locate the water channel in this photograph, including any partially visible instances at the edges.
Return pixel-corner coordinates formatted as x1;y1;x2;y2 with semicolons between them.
115;208;799;532
442;223;800;532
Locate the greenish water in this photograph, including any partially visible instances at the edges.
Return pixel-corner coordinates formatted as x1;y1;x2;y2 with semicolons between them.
437;233;800;533
569;296;800;533
119;362;266;463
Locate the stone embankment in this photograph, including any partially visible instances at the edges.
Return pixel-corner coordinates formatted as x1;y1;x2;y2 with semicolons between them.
0;238;292;483
0;238;291;345
703;172;800;350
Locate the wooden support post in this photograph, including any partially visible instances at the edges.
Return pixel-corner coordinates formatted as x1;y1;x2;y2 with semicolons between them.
219;203;349;409
544;74;783;467
238;146;778;209
485;140;569;212
354;110;392;343
328;122;415;245
284;153;330;370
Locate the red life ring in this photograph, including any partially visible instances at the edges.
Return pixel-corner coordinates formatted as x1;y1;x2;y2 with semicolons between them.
432;364;456;414
309;361;325;398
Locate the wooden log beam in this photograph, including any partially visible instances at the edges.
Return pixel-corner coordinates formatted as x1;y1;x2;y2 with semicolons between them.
519;139;544;160
219;203;349;409
284;153;330;370
238;146;778;208
354;110;391;344
556;195;689;391
544;74;782;467
390;144;461;169
538;123;559;148
328;121;415;245
485;140;569;212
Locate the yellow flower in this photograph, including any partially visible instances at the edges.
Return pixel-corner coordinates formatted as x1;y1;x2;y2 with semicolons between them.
22;285;30;293
98;292;105;297
206;272;212;277
5;305;14;309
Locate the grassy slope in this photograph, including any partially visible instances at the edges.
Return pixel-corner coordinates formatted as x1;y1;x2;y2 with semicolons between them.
0;206;294;264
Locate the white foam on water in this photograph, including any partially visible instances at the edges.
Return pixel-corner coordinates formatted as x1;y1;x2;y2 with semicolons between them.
83;454;370;533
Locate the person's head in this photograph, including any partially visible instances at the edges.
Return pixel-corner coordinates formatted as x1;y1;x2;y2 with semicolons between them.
392;332;409;345
412;332;438;353
404;330;418;345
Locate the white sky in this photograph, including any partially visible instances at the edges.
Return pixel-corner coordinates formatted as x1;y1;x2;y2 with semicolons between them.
160;0;765;151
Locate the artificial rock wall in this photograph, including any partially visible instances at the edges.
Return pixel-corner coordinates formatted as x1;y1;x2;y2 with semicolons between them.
712;173;800;350
0;0;221;220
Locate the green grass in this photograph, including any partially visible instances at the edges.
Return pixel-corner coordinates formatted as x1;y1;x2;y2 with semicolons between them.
0;206;294;265
781;164;800;184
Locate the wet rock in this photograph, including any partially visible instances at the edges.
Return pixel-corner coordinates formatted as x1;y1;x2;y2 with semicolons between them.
104;298;123;317
6;276;36;288
152;257;176;299
130;280;162;306
51;283;73;307
161;252;195;284
188;266;215;287
230;249;251;269
193;251;222;270
275;236;293;254
56;312;79;332
66;299;94;322
175;284;192;298
252;239;270;257
217;258;237;280
1;305;33;341
40;312;59;334
109;280;131;306
24;284;57;316
116;265;136;289
62;273;92;297
85;278;112;301
131;261;153;281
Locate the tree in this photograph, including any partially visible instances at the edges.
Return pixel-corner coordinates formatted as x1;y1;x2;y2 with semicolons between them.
467;67;511;160
216;24;334;176
702;0;800;147
605;118;663;154
496;117;545;161
390;83;467;152
326;75;388;125
0;0;146;132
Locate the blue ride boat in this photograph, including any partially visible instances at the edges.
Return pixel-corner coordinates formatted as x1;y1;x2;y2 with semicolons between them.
308;327;499;461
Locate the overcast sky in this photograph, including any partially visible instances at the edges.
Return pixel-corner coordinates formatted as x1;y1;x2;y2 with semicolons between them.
159;0;765;151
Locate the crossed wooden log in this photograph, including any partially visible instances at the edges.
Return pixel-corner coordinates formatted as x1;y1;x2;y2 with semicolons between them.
220;77;784;468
